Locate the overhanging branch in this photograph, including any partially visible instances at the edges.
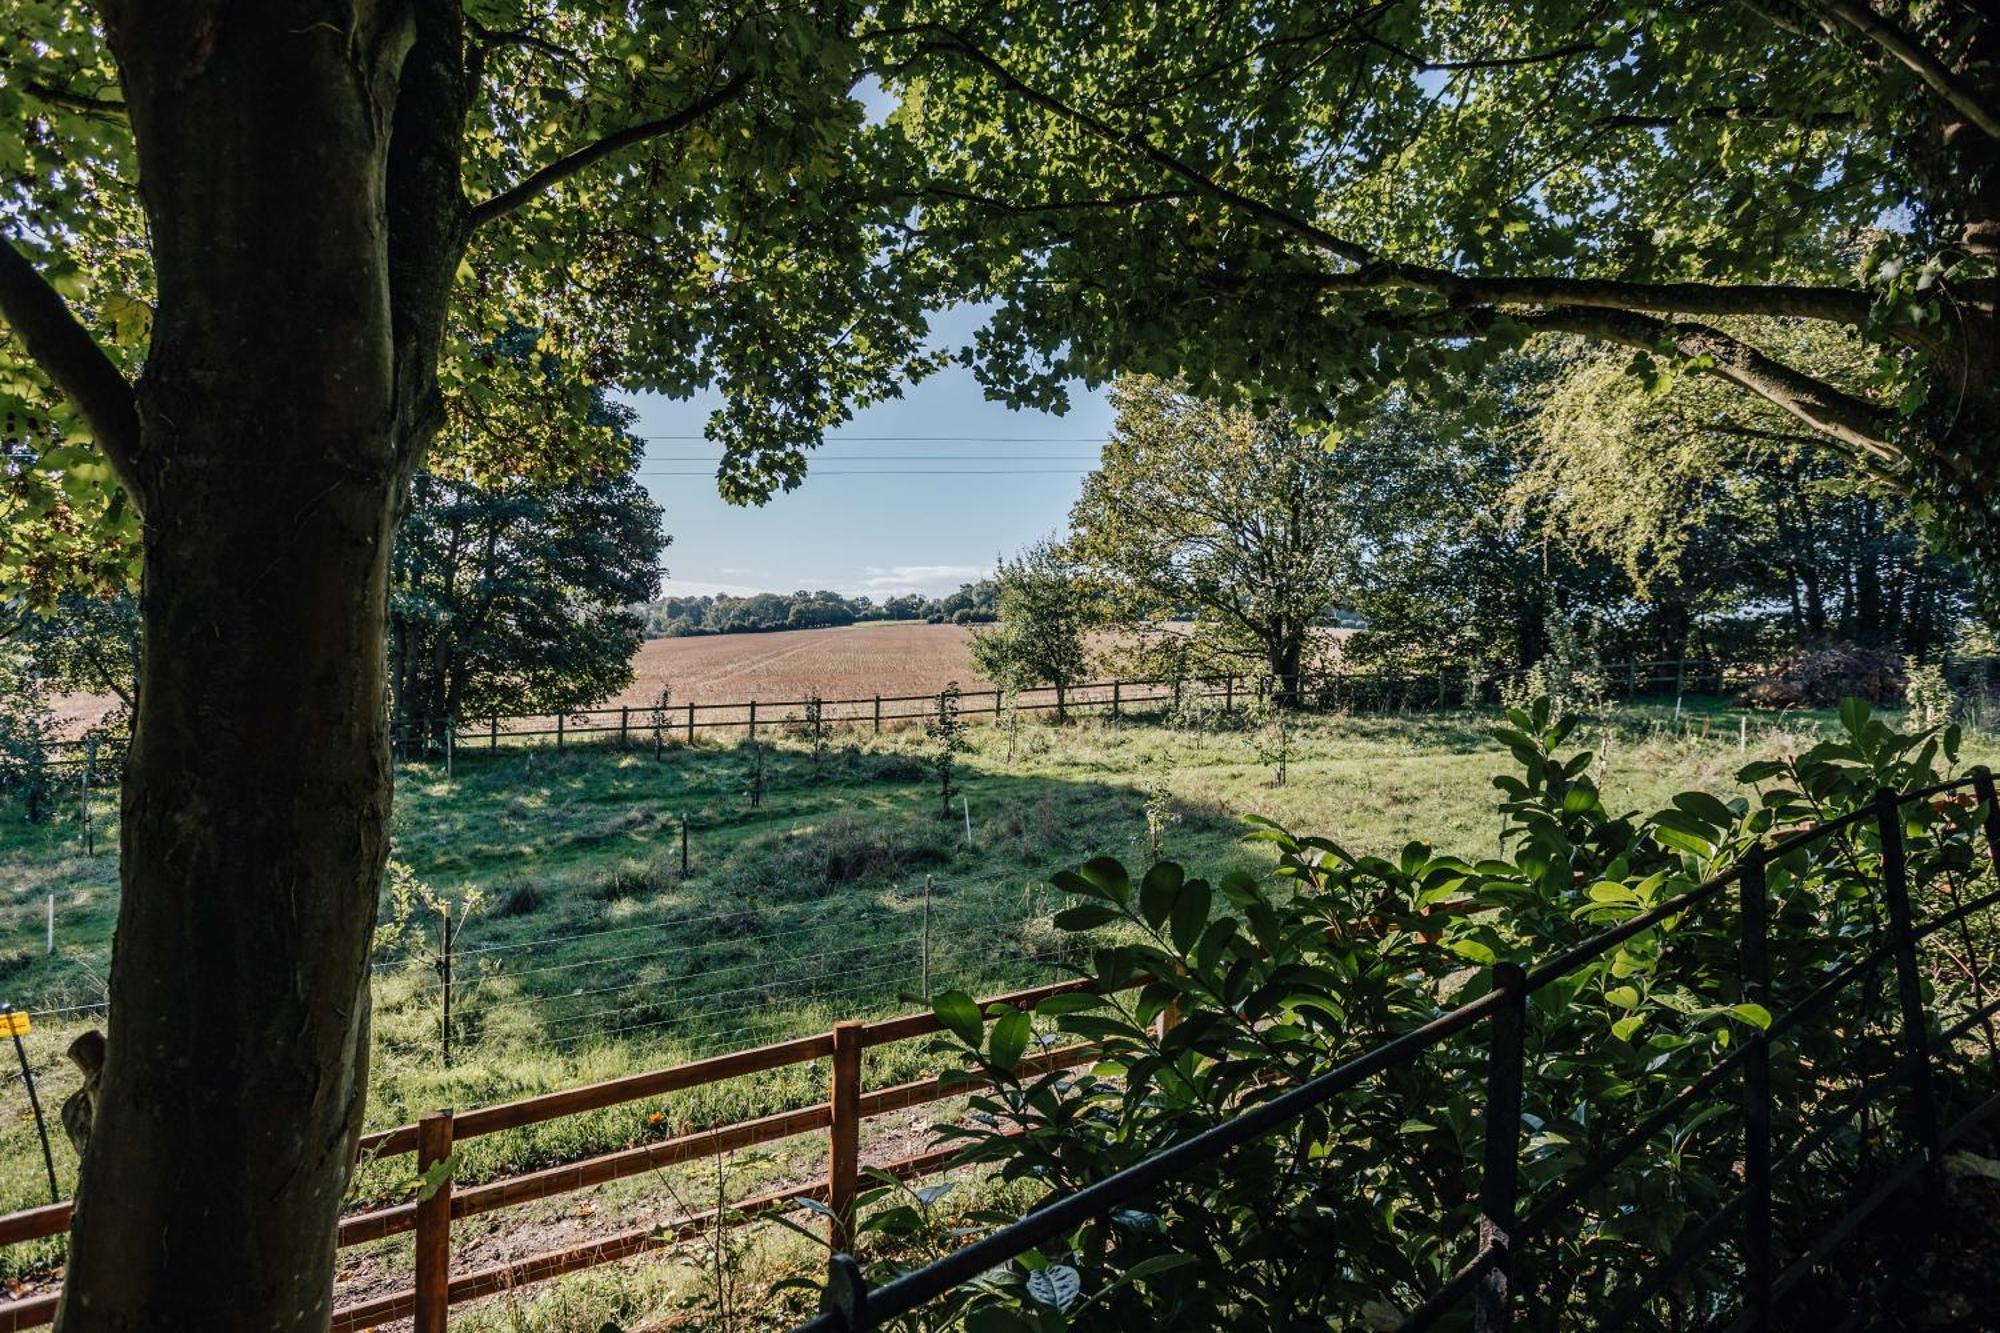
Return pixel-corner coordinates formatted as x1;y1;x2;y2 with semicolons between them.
1325;267;1880;328
1816;0;2000;140
906;27;1891;338
467;72;751;229
1520;304;1901;460
0;237;141;487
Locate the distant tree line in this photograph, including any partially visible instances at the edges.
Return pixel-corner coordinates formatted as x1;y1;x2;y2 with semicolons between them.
986;349;1977;708
642;580;1000;637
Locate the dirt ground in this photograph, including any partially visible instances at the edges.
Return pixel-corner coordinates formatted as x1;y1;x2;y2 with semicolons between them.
617;624;996;707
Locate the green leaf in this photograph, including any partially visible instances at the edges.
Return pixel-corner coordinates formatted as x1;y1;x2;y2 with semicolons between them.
988;1006;1032;1070
1653;826;1715;858
932;990;983;1048
415;1152;460;1202
1053;903;1121;931
1139;861;1182;928
1168;876;1211;953
1026;1264;1082;1312
1079;857;1132;904
1122;1253;1199;1282
1729;1002;1772;1030
1605;985;1641;1009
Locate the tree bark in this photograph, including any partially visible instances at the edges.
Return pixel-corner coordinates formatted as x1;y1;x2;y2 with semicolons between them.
55;5;454;1330
1267;632;1305;708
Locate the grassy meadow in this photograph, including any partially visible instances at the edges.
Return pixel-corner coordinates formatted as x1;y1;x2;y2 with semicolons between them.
2;694;1983;1321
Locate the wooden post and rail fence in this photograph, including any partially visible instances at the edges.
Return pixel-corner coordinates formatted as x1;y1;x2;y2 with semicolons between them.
373;656;1745;758
42;654;2000;774
0;972;1122;1333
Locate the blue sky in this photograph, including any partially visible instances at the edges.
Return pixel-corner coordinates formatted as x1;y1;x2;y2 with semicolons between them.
617;307;1114;601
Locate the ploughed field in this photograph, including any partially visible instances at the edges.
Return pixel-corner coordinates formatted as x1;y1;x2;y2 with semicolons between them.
617;622;994;707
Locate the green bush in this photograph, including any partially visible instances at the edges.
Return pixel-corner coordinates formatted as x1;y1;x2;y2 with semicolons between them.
895;698;1994;1330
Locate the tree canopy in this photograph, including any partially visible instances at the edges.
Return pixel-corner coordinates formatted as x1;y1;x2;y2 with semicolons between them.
971;539;1095;716
885;0;2000;591
1069;377;1360;702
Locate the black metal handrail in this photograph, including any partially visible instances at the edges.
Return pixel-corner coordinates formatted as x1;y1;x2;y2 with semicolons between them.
795;766;2000;1333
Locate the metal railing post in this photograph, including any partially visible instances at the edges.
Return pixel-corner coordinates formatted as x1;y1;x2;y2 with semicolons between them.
1473;963;1527;1333
1875;789;1945;1189
828;1020;864;1250
414;1108;455;1333
1739;848;1773;1333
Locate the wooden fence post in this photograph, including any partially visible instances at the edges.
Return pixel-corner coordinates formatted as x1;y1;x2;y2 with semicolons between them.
1974;765;2000;876
1738;849;1773;1333
1473;962;1526;1333
1224;675;1233;714
490;715;497;749
555;711;564;748
748;700;757;741
1112;680;1121;720
874;694;882;733
687;699;696;745
1875;789;1945;1191
828;1020;864;1250
414;1108;455;1333
619;706;629;747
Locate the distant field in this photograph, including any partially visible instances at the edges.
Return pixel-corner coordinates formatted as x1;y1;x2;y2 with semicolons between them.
616;622;993;706
51;623;1353;736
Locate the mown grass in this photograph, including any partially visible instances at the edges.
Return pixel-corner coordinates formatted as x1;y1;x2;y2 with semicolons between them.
1;696;1982;1312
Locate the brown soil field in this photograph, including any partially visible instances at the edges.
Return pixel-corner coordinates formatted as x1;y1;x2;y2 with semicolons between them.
613;623;995;707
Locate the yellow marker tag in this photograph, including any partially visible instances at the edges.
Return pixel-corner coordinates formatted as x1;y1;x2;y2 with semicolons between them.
0;1012;28;1037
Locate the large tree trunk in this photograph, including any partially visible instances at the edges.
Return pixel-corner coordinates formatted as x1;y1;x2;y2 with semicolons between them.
57;6;447;1329
1266;632;1305;708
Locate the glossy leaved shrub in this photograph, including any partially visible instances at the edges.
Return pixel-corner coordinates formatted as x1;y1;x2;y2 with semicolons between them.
870;699;1994;1332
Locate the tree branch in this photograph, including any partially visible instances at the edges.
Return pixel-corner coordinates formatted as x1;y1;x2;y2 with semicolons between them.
466;72;752;229
910;27;1891;338
1519;304;1901;460
0;237;141;487
899;26;1377;265
1594;106;1859;131
1815;0;2000;139
1342;265;1880;327
23;80;127;120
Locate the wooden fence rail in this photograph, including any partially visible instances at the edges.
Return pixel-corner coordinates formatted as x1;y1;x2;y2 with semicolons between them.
0;974;1125;1333
44;655;2000;771
383;657;1747;755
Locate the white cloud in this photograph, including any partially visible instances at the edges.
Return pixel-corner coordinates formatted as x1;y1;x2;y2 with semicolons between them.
854;564;991;597
661;575;774;598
